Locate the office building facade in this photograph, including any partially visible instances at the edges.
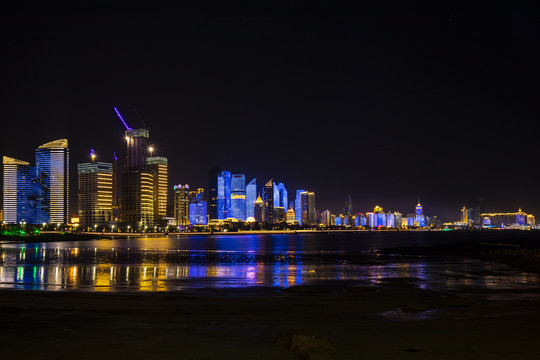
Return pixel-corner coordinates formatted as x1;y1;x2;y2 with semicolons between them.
231;173;246;221
78;162;113;229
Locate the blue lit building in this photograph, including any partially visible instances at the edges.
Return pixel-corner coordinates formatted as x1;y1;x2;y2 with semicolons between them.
231;173;246;221
386;213;395;227
246;178;256;219
377;213;387;227
335;216;342;226
2;156;38;224
217;170;231;219
367;212;376;227
295;189;305;225
273;182;280;208
278;183;288;210
189;201;208;225
414;200;426;227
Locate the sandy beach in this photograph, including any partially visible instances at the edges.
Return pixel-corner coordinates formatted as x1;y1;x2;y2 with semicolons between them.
2;278;540;360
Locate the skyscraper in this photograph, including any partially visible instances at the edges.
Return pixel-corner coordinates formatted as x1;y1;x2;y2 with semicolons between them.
146;156;168;224
174;184;190;227
246;178;257;219
121;128;154;229
2;156;36;224
207;166;222;220
189;201;208;225
415;198;426;227
78;162;113;229
300;191;316;226
254;194;264;223
263;179;274;224
344;194;352;216
295;189;305;225
278;183;288;210
217;170;231;219
35;139;69;224
231;173;246;221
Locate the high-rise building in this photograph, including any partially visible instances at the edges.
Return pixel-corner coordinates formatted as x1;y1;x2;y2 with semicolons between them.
344;194;352;216
321;210;332;227
2;156;36;224
273;182;280;208
286;207;296;223
121;128;154;229
35;139;69;224
278;183;288;210
414;199;426;227
461;206;469;224
174;184;190;227
207;167;222;220
263;180;274;224
231;173;246;221
295;189;305;225
394;212;403;228
254;194;264;223
146;157;168;224
386;212;395;227
217;170;231;219
78;162;113;229
189;201;207;225
300;191;316;226
246;178;256;219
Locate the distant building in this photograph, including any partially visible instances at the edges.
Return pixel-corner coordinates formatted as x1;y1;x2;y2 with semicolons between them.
146;157;168;224
295;189;305;225
78;162;113;229
174;184;190;227
300;191;316;226
321;210;332;227
481;209;533;228
460;206;469;224
344;195;352;216
278;183;288;210
207;167;222;220
254;194;264;223
246;178;257;219
414;199;426;227
217;170;231;219
263;180;274;224
231;173;246;221
2;156;36;224
386;212;395;227
189;201;207;225
286;207;296;223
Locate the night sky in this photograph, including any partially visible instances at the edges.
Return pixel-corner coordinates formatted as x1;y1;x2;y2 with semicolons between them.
2;1;540;220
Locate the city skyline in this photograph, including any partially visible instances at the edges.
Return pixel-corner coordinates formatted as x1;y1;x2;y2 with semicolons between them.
2;2;540;219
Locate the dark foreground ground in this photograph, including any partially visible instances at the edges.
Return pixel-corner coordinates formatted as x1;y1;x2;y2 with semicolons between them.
1;280;540;360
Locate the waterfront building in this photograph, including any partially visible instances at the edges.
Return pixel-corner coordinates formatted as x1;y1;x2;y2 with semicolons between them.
461;206;469;224
174;184;190;227
274;207;286;222
35;139;70;225
414;200;426;227
207;167;222;220
217;170;231;219
344;195;352;216
299;191;316;226
263;180;274;224
394;212;403;228
231;173;246;221
146;156;168;224
528;215;535;226
367;212;375;227
278;183;288;210
407;214;415;227
353;215;359;227
321;210;332;227
189;201;207;225
273;182;280;208
78;161;113;229
386;212;395;228
2;156;36;224
286;207;296;224
335;216;342;226
246;178;256;219
254;194;264;223
481;209;533;228
377;213;386;227
295;189;305;225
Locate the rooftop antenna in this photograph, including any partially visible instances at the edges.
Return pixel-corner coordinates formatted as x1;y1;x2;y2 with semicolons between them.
114;107;133;131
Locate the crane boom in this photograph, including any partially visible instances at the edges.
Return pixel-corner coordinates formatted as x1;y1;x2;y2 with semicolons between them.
114;107;133;131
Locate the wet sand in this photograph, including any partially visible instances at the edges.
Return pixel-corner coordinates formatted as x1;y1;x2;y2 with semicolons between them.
2;280;540;359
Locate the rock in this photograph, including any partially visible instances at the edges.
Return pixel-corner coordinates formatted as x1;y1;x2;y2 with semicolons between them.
288;330;334;360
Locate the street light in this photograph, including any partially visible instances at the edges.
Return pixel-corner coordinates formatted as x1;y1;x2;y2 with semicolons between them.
148;146;154;156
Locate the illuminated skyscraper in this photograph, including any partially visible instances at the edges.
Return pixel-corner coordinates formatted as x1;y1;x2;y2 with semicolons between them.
273;182;280;208
461;206;469;224
300;191;316;226
189;201;207;225
414;199;426;227
78;162;113;229
174;184;190;226
321;210;332;226
217;170;231;219
277;183;288;209
231;173;246;221
263;179;274;224
295;189;305;225
207;166;222;220
35;139;69;224
2;156;37;224
146;157;168;224
254;194;264;223
344;195;352;216
246;178;256;219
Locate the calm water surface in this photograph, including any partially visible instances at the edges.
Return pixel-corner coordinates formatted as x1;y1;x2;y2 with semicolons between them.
1;232;538;292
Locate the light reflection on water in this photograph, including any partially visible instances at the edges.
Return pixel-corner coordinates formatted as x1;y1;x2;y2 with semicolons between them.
0;234;538;292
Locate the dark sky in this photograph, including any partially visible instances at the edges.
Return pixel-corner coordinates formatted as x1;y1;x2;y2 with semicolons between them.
1;1;540;220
